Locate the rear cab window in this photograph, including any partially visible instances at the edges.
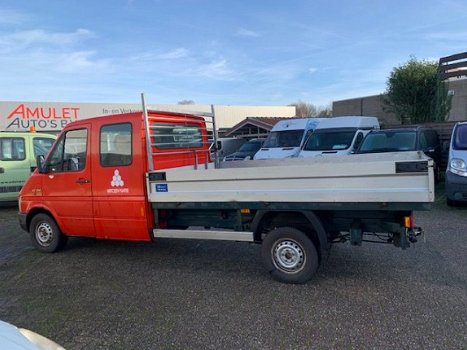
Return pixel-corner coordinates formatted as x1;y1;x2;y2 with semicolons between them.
100;123;133;167
152;123;203;150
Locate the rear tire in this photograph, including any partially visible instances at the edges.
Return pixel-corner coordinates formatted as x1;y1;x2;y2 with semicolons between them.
30;213;67;253
261;227;319;284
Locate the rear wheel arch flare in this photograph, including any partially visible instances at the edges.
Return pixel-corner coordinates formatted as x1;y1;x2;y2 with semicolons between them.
252;210;329;254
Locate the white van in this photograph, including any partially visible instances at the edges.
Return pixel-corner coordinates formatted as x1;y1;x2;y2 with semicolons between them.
298;116;380;158
254;118;324;159
445;121;467;205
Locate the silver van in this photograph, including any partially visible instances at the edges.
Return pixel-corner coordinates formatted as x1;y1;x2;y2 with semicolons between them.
445;121;467;205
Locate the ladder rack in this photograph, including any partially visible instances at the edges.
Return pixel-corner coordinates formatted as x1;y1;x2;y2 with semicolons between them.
141;93;219;171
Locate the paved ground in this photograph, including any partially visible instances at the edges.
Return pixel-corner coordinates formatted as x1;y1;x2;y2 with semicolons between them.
0;190;466;349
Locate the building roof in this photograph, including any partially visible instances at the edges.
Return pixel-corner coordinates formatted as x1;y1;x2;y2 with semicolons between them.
224;117;293;137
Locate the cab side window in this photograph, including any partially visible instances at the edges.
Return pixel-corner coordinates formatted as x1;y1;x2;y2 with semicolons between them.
100;123;132;167
0;138;25;161
46;129;87;172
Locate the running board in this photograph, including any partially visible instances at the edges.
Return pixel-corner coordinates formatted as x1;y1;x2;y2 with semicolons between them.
152;229;254;242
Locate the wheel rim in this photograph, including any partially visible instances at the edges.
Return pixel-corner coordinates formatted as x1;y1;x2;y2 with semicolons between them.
272;239;306;273
35;222;54;246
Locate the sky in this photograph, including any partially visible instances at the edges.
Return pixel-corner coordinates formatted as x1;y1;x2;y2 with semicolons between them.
0;0;466;108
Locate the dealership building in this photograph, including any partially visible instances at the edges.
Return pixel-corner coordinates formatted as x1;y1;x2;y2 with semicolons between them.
0;101;296;133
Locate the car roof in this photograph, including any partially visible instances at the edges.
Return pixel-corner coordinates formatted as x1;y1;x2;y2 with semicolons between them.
368;127;436;133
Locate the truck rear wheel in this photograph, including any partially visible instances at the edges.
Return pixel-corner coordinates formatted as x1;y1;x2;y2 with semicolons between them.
30;213;67;253
261;227;319;284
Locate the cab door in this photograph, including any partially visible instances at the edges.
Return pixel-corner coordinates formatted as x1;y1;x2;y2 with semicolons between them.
91;120;151;241
42;125;95;236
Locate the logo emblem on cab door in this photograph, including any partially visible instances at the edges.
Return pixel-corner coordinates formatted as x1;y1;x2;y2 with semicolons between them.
107;169;129;194
111;169;124;187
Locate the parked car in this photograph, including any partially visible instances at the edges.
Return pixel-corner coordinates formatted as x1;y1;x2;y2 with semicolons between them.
0;131;56;202
445;121;467;206
356;127;442;182
223;139;265;161
213;137;246;160
0;320;64;349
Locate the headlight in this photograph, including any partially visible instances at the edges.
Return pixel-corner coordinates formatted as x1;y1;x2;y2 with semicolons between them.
449;158;467;176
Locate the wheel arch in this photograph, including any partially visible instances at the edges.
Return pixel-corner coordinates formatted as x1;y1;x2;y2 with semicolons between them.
25;207;60;233
251;210;330;256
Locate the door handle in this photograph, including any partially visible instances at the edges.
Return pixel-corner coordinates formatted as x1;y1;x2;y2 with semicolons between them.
76;178;91;184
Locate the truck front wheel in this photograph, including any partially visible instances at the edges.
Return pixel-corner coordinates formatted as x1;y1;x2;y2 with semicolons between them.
30;214;67;253
261;227;319;284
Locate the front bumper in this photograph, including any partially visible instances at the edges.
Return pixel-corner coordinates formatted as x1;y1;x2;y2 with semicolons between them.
445;171;467;202
18;212;28;231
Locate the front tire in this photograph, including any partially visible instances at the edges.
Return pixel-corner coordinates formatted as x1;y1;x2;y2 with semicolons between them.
30;213;67;253
261;227;319;284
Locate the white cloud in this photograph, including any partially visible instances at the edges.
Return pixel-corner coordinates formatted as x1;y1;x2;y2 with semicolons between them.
157;48;189;59
0;8;28;25
196;59;238;80
425;31;467;41
56;51;113;73
0;28;94;52
237;28;260;38
308;67;318;74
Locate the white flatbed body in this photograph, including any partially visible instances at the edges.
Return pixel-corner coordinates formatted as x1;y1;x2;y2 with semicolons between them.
147;151;434;206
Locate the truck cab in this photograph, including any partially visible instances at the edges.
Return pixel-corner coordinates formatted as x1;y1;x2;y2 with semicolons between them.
298;116;379;158
19;111;210;244
0;131;56;202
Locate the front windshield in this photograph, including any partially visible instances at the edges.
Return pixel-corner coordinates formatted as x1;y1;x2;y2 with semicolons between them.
263;130;304;148
453;124;467;150
359;131;416;153
303;131;356;151
239;142;262;152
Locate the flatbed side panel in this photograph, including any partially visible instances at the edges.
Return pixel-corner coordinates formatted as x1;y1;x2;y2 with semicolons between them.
147;153;434;204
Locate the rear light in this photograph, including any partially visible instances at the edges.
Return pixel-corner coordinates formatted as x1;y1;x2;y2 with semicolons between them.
404;215;413;229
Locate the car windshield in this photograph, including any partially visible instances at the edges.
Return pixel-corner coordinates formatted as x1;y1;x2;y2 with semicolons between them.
358;131;416;153
239;141;262;152
303;131;356;151
453;124;467;150
263;130;304;148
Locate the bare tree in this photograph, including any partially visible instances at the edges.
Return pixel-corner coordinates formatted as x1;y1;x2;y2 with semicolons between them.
177;100;195;105
289;101;332;117
317;104;332;117
289;101;317;117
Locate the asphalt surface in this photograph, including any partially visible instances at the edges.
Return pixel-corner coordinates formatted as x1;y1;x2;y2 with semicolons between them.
0;191;466;349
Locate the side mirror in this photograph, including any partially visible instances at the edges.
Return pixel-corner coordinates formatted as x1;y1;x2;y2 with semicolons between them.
36;155;47;173
442;141;450;152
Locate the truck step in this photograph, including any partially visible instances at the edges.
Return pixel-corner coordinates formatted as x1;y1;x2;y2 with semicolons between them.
152;229;254;242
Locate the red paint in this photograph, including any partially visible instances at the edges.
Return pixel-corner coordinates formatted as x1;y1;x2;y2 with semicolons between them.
19;111;210;241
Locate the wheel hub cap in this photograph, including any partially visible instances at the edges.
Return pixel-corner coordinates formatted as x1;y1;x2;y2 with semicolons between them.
273;240;305;273
36;222;53;246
